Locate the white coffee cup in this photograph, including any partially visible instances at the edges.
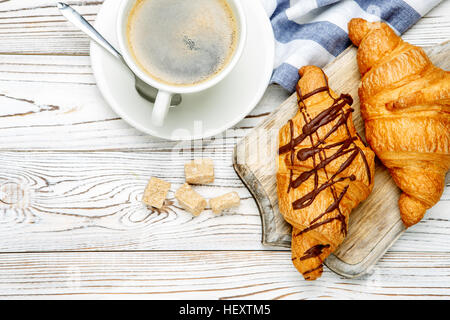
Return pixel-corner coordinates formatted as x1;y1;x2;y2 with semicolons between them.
117;0;247;127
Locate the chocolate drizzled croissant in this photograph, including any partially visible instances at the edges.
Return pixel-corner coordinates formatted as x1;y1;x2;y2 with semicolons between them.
348;18;450;227
277;66;375;280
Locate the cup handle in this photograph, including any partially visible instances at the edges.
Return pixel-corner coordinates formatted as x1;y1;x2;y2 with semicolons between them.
152;90;173;127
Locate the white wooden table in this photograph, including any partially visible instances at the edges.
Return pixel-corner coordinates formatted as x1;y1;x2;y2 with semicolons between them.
0;0;449;299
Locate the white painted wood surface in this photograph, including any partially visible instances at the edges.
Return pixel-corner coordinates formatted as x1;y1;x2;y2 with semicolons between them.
0;0;449;299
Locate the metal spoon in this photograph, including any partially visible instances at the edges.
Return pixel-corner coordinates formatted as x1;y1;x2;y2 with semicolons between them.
57;2;182;105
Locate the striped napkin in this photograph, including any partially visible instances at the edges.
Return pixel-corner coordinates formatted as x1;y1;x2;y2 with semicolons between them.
259;0;442;92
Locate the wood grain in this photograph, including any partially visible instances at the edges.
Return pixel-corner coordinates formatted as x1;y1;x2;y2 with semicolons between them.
0;150;447;252
0;251;449;299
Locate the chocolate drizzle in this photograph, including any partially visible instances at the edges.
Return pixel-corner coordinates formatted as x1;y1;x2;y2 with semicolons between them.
303;265;323;277
292;244;330;279
300;244;330;261
279;70;372;241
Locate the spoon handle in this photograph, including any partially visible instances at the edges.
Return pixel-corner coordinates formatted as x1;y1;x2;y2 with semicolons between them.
57;2;123;61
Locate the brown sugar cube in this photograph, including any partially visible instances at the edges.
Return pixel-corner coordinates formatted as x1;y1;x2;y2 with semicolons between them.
175;183;207;216
184;158;214;185
142;177;171;209
209;192;240;214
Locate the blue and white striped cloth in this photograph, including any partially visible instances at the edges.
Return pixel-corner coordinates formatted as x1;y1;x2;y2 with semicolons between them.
259;0;442;92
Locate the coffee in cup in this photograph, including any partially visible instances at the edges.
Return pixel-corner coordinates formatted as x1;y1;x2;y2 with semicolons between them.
126;0;238;86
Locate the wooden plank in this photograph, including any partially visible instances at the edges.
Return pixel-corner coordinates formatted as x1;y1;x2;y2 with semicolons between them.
0;150;447;253
0;251;449;299
0;54;288;151
0;151;262;251
233;41;450;277
402;1;450;46
0;0;101;56
0;1;448;55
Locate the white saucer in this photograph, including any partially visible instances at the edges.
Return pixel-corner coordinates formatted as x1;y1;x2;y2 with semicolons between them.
90;0;275;141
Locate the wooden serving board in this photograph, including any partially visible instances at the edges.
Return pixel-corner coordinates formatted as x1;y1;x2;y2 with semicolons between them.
233;41;450;278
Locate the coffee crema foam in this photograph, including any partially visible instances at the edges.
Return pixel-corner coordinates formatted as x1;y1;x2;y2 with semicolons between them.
127;0;238;86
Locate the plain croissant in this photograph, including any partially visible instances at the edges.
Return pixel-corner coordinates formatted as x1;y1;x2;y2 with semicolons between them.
277;66;375;280
348;18;450;228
